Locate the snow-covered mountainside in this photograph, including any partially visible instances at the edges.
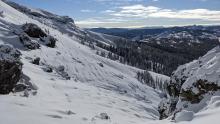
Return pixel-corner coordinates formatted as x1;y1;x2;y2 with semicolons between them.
172;46;220;112
157;46;220;123
141;29;220;49
0;1;170;124
1;0;220;124
90;26;220;76
2;0;123;46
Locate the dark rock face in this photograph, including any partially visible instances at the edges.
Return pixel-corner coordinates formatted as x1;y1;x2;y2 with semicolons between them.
40;36;57;48
98;63;104;67
180;79;220;104
0;61;22;94
99;113;110;120
158;68;187;119
19;33;40;49
0;45;22;94
46;36;57;48
43;66;53;73
22;23;47;38
13;83;27;92
32;57;40;65
158;98;178;120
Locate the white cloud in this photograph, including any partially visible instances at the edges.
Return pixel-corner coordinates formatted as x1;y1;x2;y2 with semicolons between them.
76;17;135;28
102;10;115;13
81;9;95;13
76;17;126;25
111;4;220;21
94;0;144;6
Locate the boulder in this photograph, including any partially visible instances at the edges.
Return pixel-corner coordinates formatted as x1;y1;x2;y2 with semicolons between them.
19;33;40;49
32;57;40;65
0;45;22;94
56;66;70;80
40;35;57;48
13;83;27;92
43;66;53;73
98;63;104;67
99;113;110;120
22;23;47;38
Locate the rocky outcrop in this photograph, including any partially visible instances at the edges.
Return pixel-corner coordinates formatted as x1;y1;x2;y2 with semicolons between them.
180;79;220;104
22;23;47;38
159;46;220;120
40;36;57;48
19;23;57;49
0;45;22;94
56;66;70;80
19;33;40;49
32;57;40;65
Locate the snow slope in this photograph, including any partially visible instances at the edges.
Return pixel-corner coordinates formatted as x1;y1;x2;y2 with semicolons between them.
144;46;220;123
0;1;166;124
172;46;220;113
156;46;220;123
2;1;220;124
2;0;123;46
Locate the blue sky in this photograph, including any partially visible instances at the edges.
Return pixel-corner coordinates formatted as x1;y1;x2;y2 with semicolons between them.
11;0;220;28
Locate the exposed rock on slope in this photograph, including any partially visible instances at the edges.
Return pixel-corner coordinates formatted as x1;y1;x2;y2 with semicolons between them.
0;45;22;94
161;46;220;120
19;33;40;49
175;46;220;112
18;23;57;49
3;0;124;46
22;23;47;38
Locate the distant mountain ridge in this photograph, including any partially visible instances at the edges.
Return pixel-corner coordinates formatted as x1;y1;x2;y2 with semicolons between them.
90;26;220;76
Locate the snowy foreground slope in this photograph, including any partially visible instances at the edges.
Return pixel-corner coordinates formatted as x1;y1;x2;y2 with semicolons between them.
0;1;170;124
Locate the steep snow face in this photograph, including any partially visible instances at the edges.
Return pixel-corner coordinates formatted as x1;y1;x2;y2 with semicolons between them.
0;1;167;124
150;47;220;123
170;46;220;113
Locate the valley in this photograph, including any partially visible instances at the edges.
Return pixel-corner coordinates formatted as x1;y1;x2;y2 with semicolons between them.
0;0;220;124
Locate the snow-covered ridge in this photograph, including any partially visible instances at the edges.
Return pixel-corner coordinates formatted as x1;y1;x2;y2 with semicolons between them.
2;0;123;46
140;27;220;46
